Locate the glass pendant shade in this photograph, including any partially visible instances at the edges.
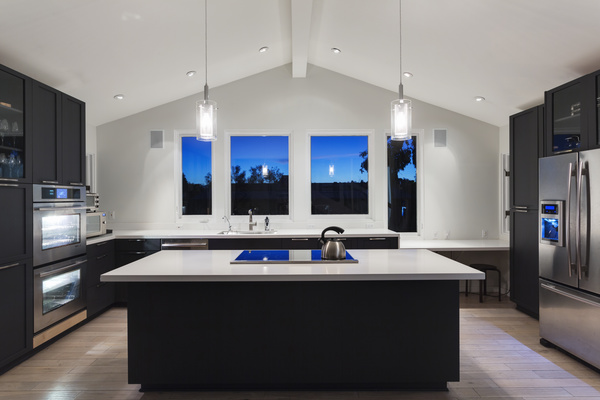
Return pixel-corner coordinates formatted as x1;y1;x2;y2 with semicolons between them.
196;99;217;141
391;98;411;141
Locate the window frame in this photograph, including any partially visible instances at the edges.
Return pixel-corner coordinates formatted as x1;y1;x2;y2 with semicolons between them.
386;129;424;236
174;130;215;222
224;129;294;221
307;129;375;221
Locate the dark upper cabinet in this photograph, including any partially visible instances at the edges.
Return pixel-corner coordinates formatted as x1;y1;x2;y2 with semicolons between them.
61;94;86;186
31;80;85;186
0;65;32;183
0;184;32;266
0;259;32;370
511;105;544;207
544;69;600;156
509;105;543;318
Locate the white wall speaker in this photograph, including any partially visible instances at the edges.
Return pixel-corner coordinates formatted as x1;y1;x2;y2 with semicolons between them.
434;129;447;147
150;130;164;148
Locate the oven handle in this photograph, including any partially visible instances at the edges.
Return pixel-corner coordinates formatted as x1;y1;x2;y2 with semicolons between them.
39;259;87;278
34;206;89;212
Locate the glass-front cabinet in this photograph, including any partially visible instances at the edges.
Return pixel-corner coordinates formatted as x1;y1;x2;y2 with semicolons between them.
0;65;30;182
545;78;586;155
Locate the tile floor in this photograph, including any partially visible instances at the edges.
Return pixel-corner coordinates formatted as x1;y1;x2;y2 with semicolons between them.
1;296;599;400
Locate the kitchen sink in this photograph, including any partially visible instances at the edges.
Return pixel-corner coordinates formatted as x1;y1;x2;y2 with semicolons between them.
217;230;277;235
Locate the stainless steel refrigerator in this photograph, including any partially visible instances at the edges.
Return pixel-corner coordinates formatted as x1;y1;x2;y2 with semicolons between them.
539;149;600;369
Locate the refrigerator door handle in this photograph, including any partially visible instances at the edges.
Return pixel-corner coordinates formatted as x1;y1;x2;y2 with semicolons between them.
576;161;584;280
566;162;574;278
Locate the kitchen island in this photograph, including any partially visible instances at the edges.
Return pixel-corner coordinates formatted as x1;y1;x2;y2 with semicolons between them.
101;249;484;391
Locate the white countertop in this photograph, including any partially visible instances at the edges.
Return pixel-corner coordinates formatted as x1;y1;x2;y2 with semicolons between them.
400;239;509;251
109;228;399;239
101;249;485;283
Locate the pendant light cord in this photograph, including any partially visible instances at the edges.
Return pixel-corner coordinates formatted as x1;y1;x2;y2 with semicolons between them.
398;0;403;99
204;0;209;100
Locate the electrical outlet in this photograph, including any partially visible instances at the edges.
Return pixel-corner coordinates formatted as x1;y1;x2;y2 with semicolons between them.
444;231;450;239
482;229;488;238
433;231;438;239
109;211;116;219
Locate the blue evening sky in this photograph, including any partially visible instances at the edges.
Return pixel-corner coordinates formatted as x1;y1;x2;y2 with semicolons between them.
311;136;368;183
182;137;212;184
231;136;289;175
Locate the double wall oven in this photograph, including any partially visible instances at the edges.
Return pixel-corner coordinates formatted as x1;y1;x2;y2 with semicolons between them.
33;184;87;334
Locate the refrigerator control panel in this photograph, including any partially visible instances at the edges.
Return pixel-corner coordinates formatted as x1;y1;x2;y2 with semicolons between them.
540;200;564;247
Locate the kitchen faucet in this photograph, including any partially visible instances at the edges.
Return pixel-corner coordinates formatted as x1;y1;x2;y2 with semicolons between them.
222;215;232;232
248;209;257;231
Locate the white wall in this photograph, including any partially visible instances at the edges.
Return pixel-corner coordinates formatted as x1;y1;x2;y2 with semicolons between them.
94;64;500;239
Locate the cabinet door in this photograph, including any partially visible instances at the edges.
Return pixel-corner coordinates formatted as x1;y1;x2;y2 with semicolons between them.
86;240;115;288
31;81;61;184
61;94;85;186
510;210;539;317
545;78;588;155
510;106;543;207
354;237;398;249
0;184;32;265
209;238;282;250
0;65;31;183
0;259;32;368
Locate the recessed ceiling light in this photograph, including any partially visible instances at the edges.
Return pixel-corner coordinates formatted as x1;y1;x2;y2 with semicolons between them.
474;96;486;102
331;47;341;54
186;71;196;77
259;46;269;53
113;94;124;100
403;72;413;78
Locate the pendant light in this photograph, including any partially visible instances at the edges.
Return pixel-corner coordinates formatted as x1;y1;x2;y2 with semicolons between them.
196;0;217;141
390;0;411;141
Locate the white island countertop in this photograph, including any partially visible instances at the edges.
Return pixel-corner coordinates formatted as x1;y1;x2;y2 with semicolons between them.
101;249;485;283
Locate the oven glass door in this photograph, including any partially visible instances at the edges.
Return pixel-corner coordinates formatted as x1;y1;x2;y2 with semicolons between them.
42;213;81;250
33;203;87;266
42;268;81;314
34;257;87;333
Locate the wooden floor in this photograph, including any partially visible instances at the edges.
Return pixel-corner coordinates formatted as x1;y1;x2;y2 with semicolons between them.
1;296;600;399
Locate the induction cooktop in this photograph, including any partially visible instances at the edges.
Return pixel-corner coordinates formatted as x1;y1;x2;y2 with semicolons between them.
231;250;358;264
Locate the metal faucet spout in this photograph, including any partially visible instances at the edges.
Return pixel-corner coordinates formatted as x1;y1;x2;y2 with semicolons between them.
248;209;257;231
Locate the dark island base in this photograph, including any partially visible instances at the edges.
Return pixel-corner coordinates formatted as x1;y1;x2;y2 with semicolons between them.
127;280;459;391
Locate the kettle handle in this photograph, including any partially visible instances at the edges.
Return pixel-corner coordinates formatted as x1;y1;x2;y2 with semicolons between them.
319;226;345;244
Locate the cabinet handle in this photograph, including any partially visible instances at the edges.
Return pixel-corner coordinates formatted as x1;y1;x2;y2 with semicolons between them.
0;183;19;187
0;262;20;271
70;182;84;186
0;177;19;182
369;238;387;241
96;254;107;260
291;238;309;241
128;239;146;242
42;180;59;184
95;241;107;247
96;282;108;288
127;251;147;255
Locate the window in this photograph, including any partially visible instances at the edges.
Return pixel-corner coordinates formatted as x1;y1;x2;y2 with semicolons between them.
181;137;212;215
311;136;368;214
230;135;289;215
387;136;417;232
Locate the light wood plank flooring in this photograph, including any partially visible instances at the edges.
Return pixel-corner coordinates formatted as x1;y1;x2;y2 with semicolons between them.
1;300;599;400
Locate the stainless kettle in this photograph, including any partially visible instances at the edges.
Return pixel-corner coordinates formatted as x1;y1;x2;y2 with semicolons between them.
319;226;346;260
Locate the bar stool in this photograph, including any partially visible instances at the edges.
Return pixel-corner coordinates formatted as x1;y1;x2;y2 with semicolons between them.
465;263;502;302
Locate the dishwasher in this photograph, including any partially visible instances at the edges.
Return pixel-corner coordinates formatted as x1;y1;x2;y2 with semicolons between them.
160;238;209;250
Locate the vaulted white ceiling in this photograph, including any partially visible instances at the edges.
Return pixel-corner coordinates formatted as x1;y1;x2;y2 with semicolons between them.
2;0;600;128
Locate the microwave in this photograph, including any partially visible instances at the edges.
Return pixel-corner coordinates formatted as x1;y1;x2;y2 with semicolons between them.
86;212;107;238
86;193;100;211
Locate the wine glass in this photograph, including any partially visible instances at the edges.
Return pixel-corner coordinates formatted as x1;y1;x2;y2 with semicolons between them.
0;119;8;146
11;121;18;147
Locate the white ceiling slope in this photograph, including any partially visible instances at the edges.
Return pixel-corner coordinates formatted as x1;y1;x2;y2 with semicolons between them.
2;0;600;127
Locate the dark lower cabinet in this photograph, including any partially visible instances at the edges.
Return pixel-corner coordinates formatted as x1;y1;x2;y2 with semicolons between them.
210;236;399;250
86;240;116;318
350;237;398;249
510;105;543;318
0;259;32;371
115;239;161;303
0;184;32;266
209;238;282;250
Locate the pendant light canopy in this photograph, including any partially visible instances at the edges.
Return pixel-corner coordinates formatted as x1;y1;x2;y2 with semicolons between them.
197;0;217;141
391;0;411;141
